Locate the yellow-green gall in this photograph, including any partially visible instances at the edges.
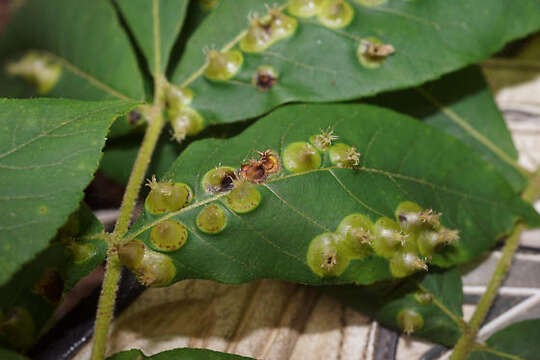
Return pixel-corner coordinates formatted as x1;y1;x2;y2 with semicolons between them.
357;37;395;69
223;182;261;213
165;84;194;111
197;204;227;234
169;107;204;142
417;228;459;257
145;175;193;214
6;51;61;94
150;220;188;252
202;166;237;194
118;240;176;287
414;290;433;305
67;242;96;263
204;49;243;81
397;308;424;335
307;232;350;277
0;307;35;351
328;143;360;168
372;217;406;259
389;251;427;278
336;213;373;259
288;0;324;17
240;8;297;53
395;201;424;230
318;0;354;29
283;142;321;173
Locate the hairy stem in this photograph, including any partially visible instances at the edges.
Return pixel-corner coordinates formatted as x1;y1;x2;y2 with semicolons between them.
450;170;540;360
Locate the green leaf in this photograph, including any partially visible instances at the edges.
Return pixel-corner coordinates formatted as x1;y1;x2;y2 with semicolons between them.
0;98;137;286
368;66;527;193
0;203;106;351
170;0;540;127
115;0;190;75
0;0;145;101
0;348;28;360
108;348;253;360
125;103;538;287
469;319;540;360
327;267;463;346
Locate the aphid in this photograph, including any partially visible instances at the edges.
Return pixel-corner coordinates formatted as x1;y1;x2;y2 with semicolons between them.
288;0;324;18
204;48;243;81
253;66;278;91
202;166;238;194
310;127;339;151
307;232;350;277
397;308;424;335
283;142;322;173
318;0;354;29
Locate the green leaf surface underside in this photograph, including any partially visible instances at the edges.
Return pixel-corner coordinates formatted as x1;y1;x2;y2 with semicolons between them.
108;348;252;360
469;319;540;360
368;66;526;193
328;267;463;346
0;0;145;101
0;203;106;351
116;0;189;75
0;98;136;286
127;104;538;286
171;0;540;127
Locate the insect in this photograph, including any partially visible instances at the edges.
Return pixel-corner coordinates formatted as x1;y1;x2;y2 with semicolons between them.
239;150;281;183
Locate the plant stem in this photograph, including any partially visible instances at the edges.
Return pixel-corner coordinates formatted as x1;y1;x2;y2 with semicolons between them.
450;170;540;360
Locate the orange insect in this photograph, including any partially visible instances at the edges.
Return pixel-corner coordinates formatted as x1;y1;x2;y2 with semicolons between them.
239;150;281;184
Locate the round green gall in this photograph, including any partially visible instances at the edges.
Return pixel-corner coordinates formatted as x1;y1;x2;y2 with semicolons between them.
197;204;227;234
417;228;459;257
202;166;237;194
389;251;427;278
137;248;177;287
165;84;194;111
328;143;360;168
204;49;243;81
414;290;433;305
355;0;386;6
223;182;261;213
395;201;424;231
357;37;395;69
145;176;193;214
150;220;188;252
7;51;62;94
336;213;373;259
307;232;350;277
169;107;204;142
0;307;35;351
318;0;354;29
288;0;324;17
397;308;424;335
118;240;145;270
283;142;321;173
372;217;406;259
67;242;96;263
240;9;297;53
